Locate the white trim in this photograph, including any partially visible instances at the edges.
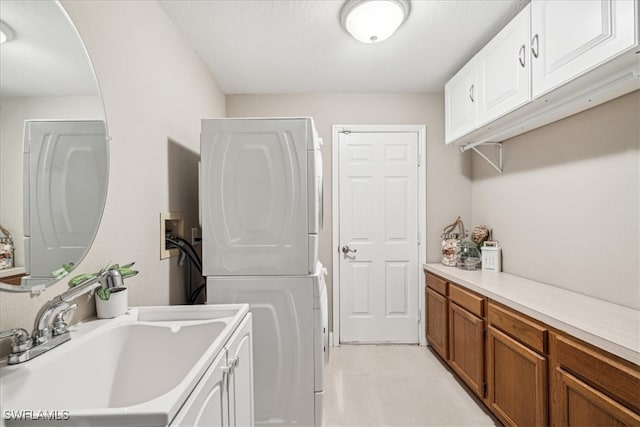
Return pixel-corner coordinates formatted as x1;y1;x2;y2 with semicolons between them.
329;331;336;348
331;125;427;346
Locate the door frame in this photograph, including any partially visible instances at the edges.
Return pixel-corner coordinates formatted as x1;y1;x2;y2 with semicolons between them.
331;124;427;346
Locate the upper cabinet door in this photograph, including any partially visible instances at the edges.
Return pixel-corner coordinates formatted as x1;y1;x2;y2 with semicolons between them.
477;5;531;127
445;58;477;144
531;0;637;98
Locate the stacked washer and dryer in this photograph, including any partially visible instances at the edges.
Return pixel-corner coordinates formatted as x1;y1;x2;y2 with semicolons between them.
200;117;328;427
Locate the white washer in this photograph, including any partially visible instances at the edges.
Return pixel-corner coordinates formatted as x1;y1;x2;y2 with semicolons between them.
206;263;328;427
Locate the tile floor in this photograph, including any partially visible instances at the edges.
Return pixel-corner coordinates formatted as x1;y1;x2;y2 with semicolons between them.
322;345;500;427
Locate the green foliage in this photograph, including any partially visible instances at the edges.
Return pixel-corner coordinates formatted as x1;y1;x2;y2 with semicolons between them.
51;262;76;280
68;261;139;300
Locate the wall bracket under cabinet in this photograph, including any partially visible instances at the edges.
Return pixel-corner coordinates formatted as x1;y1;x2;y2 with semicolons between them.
461;142;503;174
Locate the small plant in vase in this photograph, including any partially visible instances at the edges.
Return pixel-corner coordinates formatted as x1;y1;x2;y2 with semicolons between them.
69;262;139;318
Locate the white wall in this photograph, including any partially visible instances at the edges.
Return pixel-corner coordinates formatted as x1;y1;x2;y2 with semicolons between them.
0;96;103;268
0;0;225;352
471;90;640;309
226;93;473;326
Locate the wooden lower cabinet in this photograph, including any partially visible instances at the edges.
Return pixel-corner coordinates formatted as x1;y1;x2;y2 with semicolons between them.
0;274;25;286
449;302;485;397
423;270;640;427
550;333;640;427
426;287;448;360
555;368;640;427
487;325;548;427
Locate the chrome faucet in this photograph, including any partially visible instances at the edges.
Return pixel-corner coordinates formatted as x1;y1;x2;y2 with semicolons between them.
0;269;123;364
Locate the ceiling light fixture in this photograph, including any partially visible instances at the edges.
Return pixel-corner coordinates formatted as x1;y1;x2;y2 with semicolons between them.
340;0;410;44
0;21;15;45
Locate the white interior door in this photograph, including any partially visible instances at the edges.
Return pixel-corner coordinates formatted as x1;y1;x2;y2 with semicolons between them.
338;130;419;343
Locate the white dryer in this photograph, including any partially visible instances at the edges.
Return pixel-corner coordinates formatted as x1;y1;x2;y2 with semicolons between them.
200;117;322;276
206;263;328;427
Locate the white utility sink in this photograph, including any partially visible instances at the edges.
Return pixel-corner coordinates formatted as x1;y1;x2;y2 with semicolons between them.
0;304;249;426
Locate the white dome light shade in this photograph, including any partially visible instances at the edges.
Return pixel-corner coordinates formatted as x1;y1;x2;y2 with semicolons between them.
0;21;15;44
341;0;410;44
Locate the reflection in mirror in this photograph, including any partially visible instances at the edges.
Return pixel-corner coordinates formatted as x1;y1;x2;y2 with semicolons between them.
0;1;108;292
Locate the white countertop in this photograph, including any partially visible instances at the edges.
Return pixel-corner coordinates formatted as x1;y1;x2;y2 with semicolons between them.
424;263;640;365
0;267;24;279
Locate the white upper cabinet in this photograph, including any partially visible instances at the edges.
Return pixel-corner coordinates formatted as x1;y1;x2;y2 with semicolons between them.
531;0;637;98
477;5;531;126
444;0;639;146
445;57;477;144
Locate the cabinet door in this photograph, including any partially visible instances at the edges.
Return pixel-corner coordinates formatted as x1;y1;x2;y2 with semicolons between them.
531;0;637;98
227;316;254;427
487;326;548;427
171;351;228;427
445;58;477;144
426;287;448;360
477;4;531;126
550;333;640;425
555;369;640;427
448;302;485;397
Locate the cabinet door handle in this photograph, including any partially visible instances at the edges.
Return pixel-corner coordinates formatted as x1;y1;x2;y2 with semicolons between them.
531;34;539;58
518;44;526;67
469;84;475;102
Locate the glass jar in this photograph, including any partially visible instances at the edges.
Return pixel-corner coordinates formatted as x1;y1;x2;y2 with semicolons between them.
457;233;481;270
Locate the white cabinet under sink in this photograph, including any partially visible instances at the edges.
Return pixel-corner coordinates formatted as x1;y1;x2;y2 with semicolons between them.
226;317;253;427
531;0;637;98
171;314;253;427
445;0;640;146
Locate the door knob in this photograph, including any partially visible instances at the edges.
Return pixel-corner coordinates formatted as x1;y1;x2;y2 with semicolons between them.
341;245;357;254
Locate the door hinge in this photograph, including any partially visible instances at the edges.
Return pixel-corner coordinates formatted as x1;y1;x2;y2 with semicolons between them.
483;382;487;394
417;309;421;323
417;231;421;244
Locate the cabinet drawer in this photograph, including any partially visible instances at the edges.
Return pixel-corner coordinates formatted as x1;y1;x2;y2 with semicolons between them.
488;302;547;354
426;272;447;295
449;283;485;317
553;334;640;413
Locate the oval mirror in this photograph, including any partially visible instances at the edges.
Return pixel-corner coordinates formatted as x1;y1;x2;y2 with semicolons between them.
0;0;108;292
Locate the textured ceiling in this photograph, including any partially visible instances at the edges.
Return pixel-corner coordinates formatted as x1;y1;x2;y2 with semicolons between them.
160;0;528;94
0;0;98;97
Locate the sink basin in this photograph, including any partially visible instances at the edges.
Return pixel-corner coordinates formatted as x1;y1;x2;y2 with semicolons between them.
0;304;249;426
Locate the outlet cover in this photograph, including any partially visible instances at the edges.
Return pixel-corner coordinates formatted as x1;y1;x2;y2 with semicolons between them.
161;212;184;259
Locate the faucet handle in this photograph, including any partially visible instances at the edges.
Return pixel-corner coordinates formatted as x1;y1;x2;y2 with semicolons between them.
52;304;77;336
0;328;33;353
